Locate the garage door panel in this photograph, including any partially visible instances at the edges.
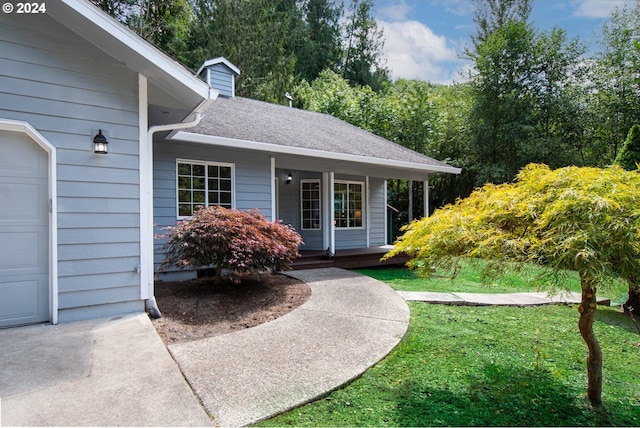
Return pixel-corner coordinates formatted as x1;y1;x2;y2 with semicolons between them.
0;181;45;222
0;135;47;177
0;130;49;327
0;231;45;272
0;276;48;327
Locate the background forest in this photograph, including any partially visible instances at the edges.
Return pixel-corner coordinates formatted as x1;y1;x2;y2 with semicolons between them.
92;0;640;239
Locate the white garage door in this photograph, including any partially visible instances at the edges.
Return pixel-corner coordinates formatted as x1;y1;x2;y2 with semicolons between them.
0;131;49;327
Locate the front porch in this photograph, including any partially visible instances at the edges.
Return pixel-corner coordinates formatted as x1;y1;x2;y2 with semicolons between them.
289;246;409;270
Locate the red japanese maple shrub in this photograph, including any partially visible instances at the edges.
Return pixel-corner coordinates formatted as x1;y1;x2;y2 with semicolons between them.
160;206;303;284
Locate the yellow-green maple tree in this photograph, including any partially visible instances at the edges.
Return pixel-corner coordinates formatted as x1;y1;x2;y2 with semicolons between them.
386;163;640;406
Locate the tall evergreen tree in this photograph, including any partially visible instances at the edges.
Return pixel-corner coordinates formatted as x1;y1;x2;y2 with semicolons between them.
188;0;296;102
91;0;192;64
342;0;389;90
287;0;343;83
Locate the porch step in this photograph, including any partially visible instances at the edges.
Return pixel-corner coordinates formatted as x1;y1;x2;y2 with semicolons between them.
290;258;335;270
288;247;409;270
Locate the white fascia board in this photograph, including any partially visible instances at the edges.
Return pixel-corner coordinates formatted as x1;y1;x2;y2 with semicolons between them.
54;0;211;104
171;131;462;175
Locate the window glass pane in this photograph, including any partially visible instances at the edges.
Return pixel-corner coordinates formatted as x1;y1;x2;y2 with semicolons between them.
220;179;232;191
209;193;219;204
177;163;191;175
208;165;219;177
193;164;205;176
193;191;205;203
178;176;191;189
178;190;191;203
220;166;232;178
220;192;232;205
178;204;192;217
193;177;205;189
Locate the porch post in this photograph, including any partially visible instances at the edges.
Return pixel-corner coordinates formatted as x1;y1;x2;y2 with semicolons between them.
424;177;430;217
328;172;335;255
270;156;276;221
366;176;370;248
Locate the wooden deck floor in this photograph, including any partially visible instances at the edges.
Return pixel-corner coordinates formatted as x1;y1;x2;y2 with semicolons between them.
289;246;409;270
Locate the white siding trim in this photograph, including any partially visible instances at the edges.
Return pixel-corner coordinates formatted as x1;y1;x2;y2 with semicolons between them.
138;74;152;300
0;119;59;324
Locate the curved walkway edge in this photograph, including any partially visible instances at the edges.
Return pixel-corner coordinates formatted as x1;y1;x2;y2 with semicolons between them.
168;268;410;427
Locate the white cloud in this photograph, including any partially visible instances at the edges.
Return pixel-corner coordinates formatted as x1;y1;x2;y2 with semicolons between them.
379;19;464;84
571;0;633;18
379;0;412;21
428;0;473;17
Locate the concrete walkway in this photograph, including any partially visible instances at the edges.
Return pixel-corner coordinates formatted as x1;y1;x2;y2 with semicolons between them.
398;290;610;306
0;314;212;427
0;268;408;427
168;268;410;427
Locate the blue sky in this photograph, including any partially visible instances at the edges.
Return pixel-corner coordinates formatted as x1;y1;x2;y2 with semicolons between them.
374;0;636;84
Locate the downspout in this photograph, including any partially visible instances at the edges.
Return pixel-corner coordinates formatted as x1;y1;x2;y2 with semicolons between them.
143;90;218;318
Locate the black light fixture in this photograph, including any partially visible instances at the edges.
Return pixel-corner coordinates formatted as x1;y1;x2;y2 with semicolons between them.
93;129;109;154
286;173;293;184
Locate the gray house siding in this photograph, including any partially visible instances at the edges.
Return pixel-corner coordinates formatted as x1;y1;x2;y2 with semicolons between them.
153;142;273;273
0;15;143;321
204;64;234;98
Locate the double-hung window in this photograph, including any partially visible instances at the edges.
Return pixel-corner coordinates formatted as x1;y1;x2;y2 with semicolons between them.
177;160;234;218
334;181;364;228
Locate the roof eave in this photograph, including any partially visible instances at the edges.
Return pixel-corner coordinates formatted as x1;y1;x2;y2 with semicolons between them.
170;131;462;175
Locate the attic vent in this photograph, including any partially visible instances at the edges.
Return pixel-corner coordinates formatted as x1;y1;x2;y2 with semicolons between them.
196;57;240;98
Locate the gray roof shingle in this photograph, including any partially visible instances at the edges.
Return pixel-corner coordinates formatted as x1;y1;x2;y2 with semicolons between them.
184;96;458;173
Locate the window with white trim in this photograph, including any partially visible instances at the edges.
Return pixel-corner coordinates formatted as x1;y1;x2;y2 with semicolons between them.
334;181;364;228
301;180;321;230
177;160;234;218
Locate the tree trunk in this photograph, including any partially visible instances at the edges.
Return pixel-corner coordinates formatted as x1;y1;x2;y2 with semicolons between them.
578;280;603;406
623;283;640;315
215;259;224;286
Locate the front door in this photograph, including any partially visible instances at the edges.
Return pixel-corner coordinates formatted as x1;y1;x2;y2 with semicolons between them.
0;131;49;327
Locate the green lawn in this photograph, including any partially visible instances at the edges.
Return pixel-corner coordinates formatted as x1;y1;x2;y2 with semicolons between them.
356;263;629;304
257;266;640;427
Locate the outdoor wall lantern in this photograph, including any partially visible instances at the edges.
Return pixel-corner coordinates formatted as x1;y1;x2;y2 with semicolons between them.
93;130;109;154
286;173;293;184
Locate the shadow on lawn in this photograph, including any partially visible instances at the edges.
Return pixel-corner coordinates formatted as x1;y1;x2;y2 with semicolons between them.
392;362;629;426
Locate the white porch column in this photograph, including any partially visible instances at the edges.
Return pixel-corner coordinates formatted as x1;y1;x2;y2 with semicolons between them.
324;172;335;255
424;177;430;217
366;176;370;247
270;156;276;221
